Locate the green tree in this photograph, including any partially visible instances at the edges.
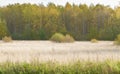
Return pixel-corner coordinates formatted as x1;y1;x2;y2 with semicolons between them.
0;19;9;39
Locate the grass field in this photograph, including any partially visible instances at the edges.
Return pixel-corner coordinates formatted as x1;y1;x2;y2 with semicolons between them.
0;41;120;74
0;41;120;63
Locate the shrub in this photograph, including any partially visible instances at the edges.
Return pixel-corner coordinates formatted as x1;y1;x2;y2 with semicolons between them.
50;33;75;43
64;34;74;42
114;34;120;45
2;36;12;42
91;39;98;43
50;33;65;43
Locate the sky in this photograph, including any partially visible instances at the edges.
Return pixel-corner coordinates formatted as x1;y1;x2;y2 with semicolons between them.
0;0;120;8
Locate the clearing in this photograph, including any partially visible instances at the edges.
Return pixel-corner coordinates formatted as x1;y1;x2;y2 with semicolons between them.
0;41;120;63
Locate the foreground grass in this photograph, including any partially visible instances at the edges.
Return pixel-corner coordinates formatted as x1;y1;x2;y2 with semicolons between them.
0;60;120;74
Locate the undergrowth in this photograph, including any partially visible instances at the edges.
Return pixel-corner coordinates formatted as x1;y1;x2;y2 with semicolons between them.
0;60;120;74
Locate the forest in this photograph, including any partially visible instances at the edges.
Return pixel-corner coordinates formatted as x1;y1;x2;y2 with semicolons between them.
0;2;120;40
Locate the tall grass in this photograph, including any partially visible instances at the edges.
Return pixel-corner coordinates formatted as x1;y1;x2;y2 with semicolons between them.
0;60;120;74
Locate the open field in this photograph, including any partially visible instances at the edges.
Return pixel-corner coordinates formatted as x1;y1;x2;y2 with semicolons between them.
0;41;120;63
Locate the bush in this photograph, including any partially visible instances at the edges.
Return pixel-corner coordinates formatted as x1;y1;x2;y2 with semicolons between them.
64;34;74;42
2;36;12;42
91;39;98;43
50;33;65;43
114;34;120;45
50;33;75;43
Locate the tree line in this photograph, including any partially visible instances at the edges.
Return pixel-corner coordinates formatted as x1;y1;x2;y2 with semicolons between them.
0;3;120;40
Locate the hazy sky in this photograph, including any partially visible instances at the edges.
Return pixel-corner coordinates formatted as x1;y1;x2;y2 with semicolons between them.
0;0;120;8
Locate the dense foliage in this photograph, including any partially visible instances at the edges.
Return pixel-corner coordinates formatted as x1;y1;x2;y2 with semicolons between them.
0;61;120;74
0;19;9;39
0;3;120;40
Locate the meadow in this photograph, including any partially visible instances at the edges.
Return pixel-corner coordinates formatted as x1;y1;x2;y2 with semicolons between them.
0;41;119;63
0;41;119;74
